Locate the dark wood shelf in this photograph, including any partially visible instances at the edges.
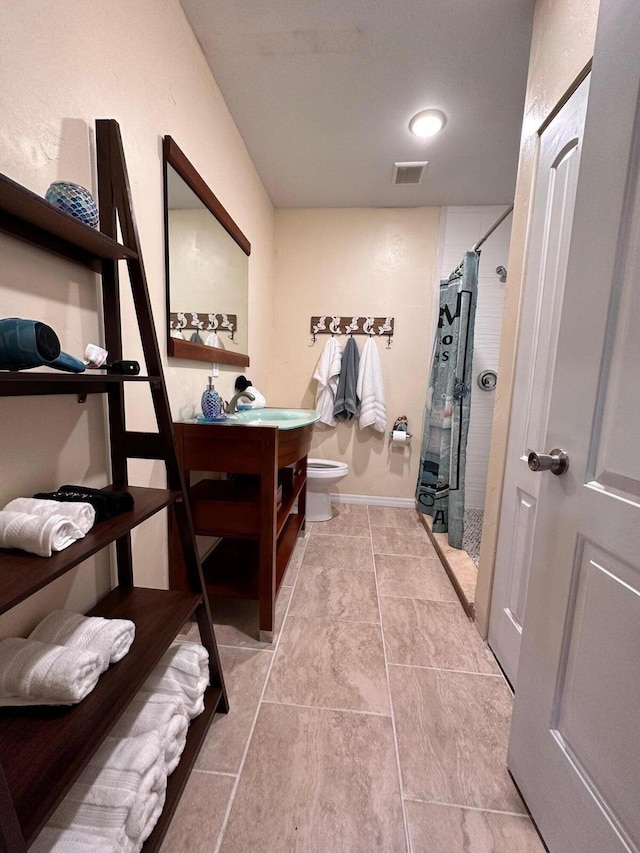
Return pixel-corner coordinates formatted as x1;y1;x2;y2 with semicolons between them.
0;172;137;270
0;121;229;853
276;470;306;538
201;539;259;599
190;477;260;538
276;513;305;590
0;373;161;397
167;335;249;368
0;486;179;614
0;586;203;844
142;684;223;852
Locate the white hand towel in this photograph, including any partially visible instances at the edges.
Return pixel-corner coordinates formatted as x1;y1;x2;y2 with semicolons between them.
30;826;117;853
4;497;96;535
0;510;84;557
50;732;166;848
30;610;135;673
356;336;387;433
0;637;102;706
313;337;343;426
111;691;189;775
141;641;209;719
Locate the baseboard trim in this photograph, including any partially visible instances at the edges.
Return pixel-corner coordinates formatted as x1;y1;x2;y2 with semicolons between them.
329;493;416;508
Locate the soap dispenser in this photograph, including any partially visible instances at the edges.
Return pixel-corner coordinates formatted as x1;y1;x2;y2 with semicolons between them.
201;376;224;420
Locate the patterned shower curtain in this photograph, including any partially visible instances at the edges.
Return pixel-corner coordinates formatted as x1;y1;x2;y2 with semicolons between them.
416;250;479;549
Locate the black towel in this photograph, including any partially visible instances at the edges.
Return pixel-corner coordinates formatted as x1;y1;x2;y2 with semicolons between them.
333;336;360;421
33;485;134;522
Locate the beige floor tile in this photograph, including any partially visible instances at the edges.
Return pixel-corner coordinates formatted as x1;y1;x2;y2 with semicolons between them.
289;563;380;622
406;801;545;852
380;597;498;673
160;771;235;853
264;615;390;713
196;646;272;774
309;503;370;538
303;533;375;571
219;703;406;853
280;535;308;587
210;586;293;650
368;505;423;529
371;525;433;557
390;666;524;813
375;554;457;601
309;505;370;537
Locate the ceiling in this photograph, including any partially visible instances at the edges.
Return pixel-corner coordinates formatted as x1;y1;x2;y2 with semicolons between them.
180;0;535;209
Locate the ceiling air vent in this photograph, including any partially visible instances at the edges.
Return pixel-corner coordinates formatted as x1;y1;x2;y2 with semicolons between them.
393;161;428;185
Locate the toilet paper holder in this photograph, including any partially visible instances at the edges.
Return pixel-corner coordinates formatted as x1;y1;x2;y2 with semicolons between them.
389;415;412;443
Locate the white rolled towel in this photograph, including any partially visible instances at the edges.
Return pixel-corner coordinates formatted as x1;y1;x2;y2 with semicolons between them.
111;691;189;775
142;641;209;719
4;497;96;535
30;610;135;673
50;732;166;849
30;825;117;853
0;510;83;557
0;637;102;706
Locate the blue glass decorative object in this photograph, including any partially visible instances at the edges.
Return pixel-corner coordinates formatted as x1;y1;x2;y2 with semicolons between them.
45;181;99;228
201;377;224;420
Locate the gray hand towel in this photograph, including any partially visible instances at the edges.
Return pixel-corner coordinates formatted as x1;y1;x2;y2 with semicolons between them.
333;336;360;420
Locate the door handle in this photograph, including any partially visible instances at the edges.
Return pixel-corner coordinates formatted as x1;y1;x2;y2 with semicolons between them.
527;449;569;476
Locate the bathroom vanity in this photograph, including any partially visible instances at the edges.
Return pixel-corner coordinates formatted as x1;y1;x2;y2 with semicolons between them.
169;412;317;639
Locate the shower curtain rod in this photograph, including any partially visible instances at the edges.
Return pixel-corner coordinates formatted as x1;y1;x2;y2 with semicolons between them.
473;203;514;251
446;203;514;281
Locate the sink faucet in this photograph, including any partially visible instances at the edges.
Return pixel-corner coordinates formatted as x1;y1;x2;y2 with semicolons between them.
225;390;255;414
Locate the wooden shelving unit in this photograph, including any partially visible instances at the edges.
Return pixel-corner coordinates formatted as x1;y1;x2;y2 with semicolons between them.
171;421;313;638
0;119;228;853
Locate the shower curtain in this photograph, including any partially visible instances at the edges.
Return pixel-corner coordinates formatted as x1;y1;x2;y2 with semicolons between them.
416;250;479;549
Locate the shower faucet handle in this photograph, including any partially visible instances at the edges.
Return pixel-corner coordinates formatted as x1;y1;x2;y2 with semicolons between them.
527;449;569;476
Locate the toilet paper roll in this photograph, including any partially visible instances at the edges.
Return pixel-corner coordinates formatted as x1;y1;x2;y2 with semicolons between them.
391;430;408;444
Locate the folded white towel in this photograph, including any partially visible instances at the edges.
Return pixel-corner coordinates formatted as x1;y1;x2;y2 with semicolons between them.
356;336;387;433
50;732;166;849
111;691;189;775
141;641;209;719
4;497;96;535
0;637;102;707
0;510;84;557
30;610;135;673
313;337;343;426
30;825;117;853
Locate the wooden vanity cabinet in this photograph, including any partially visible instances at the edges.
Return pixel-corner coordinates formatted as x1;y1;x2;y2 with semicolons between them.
170;421;314;639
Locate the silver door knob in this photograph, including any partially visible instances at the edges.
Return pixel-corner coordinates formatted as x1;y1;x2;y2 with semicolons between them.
527;449;569;475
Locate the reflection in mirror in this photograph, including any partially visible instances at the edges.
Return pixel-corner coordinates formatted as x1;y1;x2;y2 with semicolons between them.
163;136;250;367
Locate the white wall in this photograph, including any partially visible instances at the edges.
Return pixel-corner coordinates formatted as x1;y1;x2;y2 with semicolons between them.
436;206;512;509
272;207;440;500
0;0;275;637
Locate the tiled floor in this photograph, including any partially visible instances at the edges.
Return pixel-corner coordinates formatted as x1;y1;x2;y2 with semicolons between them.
162;504;545;853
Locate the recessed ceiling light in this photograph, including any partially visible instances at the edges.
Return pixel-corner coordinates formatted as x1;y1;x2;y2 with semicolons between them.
409;109;446;138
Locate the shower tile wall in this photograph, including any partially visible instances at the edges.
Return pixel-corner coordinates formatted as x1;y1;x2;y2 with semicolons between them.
436;206;512;510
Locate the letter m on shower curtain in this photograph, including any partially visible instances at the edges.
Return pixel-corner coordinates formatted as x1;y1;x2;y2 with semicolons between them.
416;251;479;549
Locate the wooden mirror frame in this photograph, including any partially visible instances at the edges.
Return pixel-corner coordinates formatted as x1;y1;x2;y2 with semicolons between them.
163;136;250;367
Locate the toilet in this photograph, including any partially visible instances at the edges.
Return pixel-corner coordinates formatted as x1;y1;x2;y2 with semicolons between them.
305;458;349;522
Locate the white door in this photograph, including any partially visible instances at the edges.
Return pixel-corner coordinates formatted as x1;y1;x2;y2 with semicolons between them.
488;75;590;684
508;1;640;850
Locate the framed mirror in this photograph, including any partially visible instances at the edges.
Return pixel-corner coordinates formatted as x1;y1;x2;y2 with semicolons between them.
163;136;250;367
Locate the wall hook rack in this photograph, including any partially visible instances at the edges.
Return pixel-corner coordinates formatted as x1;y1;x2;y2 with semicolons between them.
310;315;395;346
170;311;237;341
